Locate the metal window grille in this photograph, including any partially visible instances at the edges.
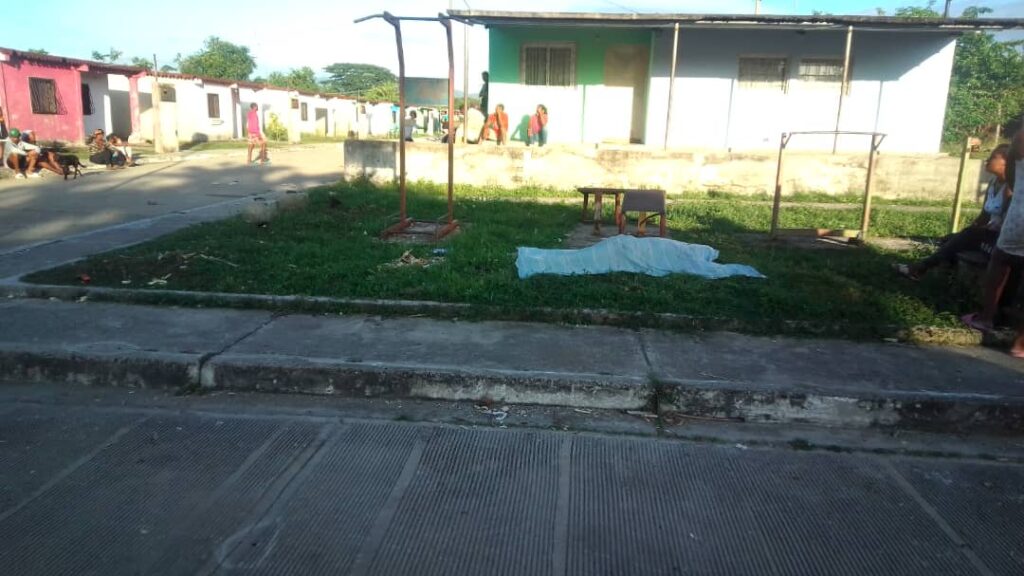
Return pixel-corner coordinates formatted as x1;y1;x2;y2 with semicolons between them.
522;44;576;87
207;94;220;119
738;57;787;91
799;58;851;94
81;84;94;116
29;78;58;114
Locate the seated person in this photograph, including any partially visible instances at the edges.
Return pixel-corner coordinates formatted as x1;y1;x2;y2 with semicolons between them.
480;103;509;145
88;129;126;168
402;110;418;142
895;144;1011;280
2;128;44;179
107;134;136;166
21;130;67;176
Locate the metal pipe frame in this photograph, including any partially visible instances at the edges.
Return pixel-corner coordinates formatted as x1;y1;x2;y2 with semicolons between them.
664;23;680;151
833;25;854;154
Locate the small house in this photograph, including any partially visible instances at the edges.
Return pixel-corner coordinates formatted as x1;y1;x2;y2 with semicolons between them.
450;11;1024;153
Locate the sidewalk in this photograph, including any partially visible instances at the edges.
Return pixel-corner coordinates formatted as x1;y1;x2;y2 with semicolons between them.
1;297;1022;431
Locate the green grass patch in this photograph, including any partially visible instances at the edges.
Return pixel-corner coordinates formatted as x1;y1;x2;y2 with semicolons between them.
25;180;977;338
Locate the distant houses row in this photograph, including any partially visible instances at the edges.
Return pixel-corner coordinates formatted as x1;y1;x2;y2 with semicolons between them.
0;47;398;147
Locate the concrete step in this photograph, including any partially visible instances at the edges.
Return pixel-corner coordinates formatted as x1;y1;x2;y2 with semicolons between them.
1;298;1023;433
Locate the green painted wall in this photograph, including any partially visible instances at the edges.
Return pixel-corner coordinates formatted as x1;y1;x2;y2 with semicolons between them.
488;26;650;85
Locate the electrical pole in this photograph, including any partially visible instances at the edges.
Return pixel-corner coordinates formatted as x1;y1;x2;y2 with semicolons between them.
755;0;762;15
944;0;952;18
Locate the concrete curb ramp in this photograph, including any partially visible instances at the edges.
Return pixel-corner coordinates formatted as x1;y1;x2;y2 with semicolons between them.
1;299;1023;433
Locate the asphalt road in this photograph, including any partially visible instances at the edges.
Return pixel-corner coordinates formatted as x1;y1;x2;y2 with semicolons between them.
0;384;1022;576
0;145;343;252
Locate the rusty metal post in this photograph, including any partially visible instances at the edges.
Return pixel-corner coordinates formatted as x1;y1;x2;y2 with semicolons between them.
833;25;853;154
770;132;789;237
664;22;680;150
384;12;408;226
860;133;882;241
951;135;972;234
441;16;456;227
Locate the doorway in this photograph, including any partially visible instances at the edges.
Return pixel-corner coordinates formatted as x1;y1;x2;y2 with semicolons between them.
604;44;650;144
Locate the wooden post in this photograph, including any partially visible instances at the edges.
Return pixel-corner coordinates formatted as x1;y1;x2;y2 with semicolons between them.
859;134;881;241
951;135;971;234
384;13;408;225
995;103;1003;144
833;26;853;154
770;132;789;237
664;23;680;150
442;16;455;226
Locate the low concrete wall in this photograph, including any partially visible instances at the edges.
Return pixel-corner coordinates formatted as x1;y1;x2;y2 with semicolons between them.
343;141;987;200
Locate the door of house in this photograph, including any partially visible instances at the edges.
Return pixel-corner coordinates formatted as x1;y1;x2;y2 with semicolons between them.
604;44;650;144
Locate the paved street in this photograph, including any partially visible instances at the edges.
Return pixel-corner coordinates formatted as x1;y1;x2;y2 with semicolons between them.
0;384;1022;575
0;145;343;252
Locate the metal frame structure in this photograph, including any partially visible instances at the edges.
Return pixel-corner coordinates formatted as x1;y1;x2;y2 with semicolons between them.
770;131;886;241
355;12;459;241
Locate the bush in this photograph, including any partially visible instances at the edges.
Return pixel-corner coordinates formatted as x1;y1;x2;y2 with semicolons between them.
265;113;288;141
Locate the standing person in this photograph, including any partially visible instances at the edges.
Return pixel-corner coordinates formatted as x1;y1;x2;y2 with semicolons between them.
2;128;43;178
964;130;1024;346
481;103;509;145
478;71;489;117
402;110;417;142
246;103;269;165
895;145;1011;280
0;105;7;139
527;104;548;147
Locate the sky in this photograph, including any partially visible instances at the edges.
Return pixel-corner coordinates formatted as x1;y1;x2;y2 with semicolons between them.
4;0;1023;90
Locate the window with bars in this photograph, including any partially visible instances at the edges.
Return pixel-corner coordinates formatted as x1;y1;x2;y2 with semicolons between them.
522;44;576;87
207;93;221;118
300;102;308;121
81;84;94;115
29;78;58;114
799;58;851;93
737;57;788;91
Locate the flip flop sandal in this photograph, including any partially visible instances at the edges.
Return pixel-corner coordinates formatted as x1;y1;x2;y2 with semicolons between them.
961;313;993;333
892;263;920;281
1011;349;1024;359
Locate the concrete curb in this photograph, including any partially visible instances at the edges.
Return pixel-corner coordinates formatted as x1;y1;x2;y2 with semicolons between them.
657;380;1024;433
200;354;652;410
0;280;1000;347
0;347;199;390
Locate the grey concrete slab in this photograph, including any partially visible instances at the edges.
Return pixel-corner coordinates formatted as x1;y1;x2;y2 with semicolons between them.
894;459;1024;576
0;299;271;354
568;436;980;576
0;415;282;575
230;315;648;378
366;427;562;576
216;422;420;575
0;404;143;514
0;146;343;253
645;330;1024;399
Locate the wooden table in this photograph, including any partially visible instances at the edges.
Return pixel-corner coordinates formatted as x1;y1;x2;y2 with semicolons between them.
577;187;626;235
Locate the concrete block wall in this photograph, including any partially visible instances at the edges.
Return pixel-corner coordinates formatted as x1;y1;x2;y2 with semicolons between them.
342;140;985;201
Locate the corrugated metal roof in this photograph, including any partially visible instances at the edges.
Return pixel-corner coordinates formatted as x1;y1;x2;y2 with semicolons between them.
448;10;1024;31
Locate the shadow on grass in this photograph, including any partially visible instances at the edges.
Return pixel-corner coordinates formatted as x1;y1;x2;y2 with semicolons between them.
22;178;978;339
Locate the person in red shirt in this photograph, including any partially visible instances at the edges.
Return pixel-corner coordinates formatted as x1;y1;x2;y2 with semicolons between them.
246;103;269;165
527;104;548;147
481;103;508;145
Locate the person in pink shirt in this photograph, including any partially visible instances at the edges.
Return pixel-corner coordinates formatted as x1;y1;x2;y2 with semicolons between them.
246;103;269;165
527;104;548;147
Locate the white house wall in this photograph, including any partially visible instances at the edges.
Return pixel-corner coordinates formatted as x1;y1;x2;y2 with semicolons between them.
81;73;132;139
645;28;957;153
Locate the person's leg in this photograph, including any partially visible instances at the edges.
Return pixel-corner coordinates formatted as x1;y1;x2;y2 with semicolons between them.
912;227;990;275
247;137;255;164
539;127;548;147
41;151;64;176
259;138;268;162
26;151;39;176
6;153;26;176
1011;327;1024;357
967;249;1014;330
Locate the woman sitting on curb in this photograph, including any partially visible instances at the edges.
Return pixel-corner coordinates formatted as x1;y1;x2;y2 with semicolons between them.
962;131;1024;357
894;144;1011;280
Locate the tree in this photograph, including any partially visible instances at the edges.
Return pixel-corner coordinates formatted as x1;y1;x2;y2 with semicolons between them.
363;82;399;103
894;1;941;18
943;33;1024;141
266;67;322;92
129;56;153;70
323;63;395;95
179;37;256;81
26;48;49;55
91;48;123;63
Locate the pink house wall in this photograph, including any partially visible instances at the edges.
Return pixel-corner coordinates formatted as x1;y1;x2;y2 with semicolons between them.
0;57;84;143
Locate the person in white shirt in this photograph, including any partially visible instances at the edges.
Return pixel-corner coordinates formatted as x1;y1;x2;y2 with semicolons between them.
2;128;43;179
402;110;417;142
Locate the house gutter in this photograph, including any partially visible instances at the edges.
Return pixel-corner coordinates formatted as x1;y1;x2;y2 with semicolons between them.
833;25;854;153
664;22;679;150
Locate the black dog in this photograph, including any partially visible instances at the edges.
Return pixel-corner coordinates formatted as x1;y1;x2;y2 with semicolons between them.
56;154;84;180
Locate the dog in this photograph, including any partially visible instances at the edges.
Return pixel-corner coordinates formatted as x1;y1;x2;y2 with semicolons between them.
56;154;84;180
